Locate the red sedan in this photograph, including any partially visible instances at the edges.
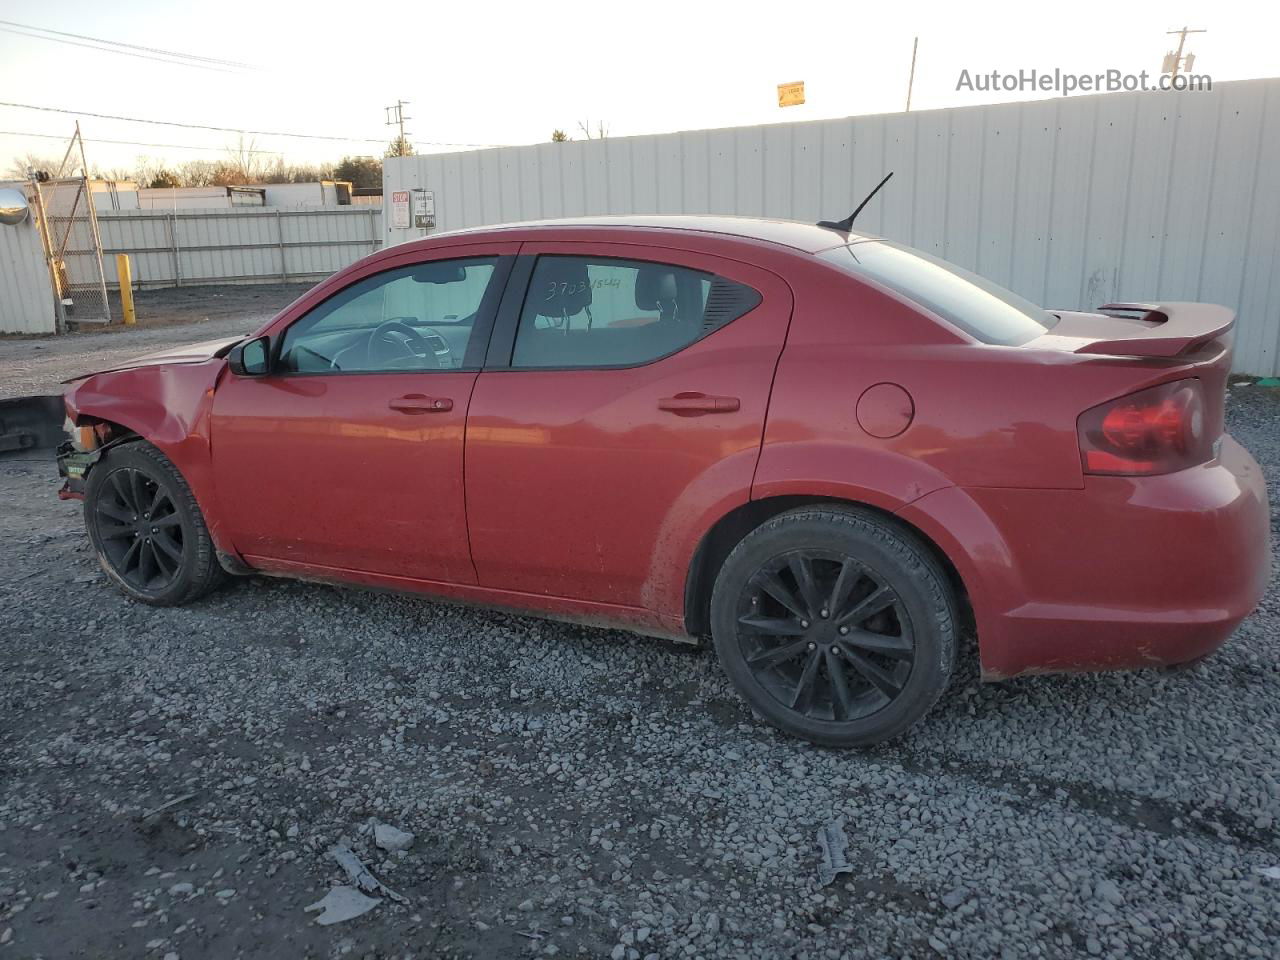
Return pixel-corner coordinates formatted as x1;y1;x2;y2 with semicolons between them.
57;216;1270;746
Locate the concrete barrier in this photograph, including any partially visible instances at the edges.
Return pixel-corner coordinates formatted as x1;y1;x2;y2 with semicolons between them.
0;395;63;454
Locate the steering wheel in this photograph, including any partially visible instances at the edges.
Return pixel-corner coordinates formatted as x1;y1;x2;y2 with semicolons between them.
367;318;439;368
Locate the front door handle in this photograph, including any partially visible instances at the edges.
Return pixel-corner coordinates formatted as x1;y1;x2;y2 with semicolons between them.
657;392;741;415
388;394;453;413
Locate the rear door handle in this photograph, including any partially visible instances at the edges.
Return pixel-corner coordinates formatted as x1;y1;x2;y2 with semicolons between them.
388;394;453;413
657;392;741;415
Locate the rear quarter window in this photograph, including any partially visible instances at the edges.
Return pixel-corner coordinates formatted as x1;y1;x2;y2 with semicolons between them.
820;241;1056;346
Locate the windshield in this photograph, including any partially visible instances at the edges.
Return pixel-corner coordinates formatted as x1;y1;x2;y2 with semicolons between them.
820;240;1057;346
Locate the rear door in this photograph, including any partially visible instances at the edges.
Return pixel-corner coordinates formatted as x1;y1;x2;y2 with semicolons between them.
464;242;792;607
211;244;516;583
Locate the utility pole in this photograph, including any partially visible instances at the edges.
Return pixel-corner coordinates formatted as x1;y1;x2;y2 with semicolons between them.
384;100;412;155
905;36;919;112
1163;26;1206;80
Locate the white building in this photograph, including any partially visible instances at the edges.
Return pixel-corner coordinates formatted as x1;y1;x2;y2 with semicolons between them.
383;77;1280;376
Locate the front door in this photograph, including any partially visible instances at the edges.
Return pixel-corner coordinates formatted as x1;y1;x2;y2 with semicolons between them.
211;248;514;583
465;243;792;608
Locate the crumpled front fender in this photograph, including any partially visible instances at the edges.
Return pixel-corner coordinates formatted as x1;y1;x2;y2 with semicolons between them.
63;358;237;557
66;360;223;447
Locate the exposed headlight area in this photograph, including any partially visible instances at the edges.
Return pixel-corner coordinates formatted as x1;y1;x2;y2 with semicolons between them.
64;416;100;452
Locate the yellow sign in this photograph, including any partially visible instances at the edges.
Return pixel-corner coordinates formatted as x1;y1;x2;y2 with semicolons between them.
777;81;805;107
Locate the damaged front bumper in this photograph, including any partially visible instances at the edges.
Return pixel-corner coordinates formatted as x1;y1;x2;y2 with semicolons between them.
56;440;101;500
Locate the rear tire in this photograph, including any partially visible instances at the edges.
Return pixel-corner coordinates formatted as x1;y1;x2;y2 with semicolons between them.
709;507;956;747
84;441;226;606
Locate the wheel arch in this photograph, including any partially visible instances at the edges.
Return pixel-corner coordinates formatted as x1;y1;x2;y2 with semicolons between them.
81;435;229;604
68;412;141;447
65;368;212;448
64;361;235;562
682;494;974;641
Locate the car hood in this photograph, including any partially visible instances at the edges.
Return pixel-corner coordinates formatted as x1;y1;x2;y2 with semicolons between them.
62;335;244;384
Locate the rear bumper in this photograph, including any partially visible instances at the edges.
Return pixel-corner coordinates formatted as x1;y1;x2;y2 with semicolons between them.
899;435;1271;678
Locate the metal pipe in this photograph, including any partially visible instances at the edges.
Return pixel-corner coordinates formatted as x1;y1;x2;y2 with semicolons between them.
28;179;67;334
116;254;136;325
78;123;112;323
96;209;382;221
906;36;919;112
84;239;378;256
126;271;331;288
276;209;288;283
167;212;181;287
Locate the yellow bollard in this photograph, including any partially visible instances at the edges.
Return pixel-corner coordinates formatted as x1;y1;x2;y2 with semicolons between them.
116;253;136;326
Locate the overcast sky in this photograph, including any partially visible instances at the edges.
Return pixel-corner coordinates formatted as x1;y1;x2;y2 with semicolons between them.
1;0;1276;176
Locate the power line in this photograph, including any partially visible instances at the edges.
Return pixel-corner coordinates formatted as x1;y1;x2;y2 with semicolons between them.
0;100;508;147
0;129;283;154
0;98;368;141
0;25;241;73
0;18;255;69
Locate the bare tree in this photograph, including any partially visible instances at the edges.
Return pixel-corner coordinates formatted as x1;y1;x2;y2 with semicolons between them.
8;145;359;188
207;162;245;187
262;155;333;183
4;152;59;179
114;156;171;186
148;170;182;189
100;165;139;183
226;134;269;182
176;159;218;187
262;155;296;183
575;119;610;140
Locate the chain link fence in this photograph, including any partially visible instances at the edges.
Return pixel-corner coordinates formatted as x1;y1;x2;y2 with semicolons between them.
34;176;111;327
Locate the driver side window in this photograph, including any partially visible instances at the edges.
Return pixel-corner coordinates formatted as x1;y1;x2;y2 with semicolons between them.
279;257;497;373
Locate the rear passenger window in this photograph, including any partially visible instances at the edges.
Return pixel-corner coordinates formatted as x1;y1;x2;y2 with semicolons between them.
511;256;761;368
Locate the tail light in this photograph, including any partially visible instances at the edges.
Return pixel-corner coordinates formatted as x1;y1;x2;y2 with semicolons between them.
1078;379;1212;476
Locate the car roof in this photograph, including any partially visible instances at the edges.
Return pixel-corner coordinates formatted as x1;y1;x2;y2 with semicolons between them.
404;215;876;255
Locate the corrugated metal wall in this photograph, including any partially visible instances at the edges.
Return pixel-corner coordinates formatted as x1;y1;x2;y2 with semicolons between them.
385;78;1280;376
76;207;382;289
0;194;56;334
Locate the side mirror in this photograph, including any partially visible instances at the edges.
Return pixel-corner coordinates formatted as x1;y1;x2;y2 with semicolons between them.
227;336;271;376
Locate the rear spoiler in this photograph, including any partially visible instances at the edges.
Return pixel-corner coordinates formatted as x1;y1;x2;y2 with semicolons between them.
1076;302;1235;358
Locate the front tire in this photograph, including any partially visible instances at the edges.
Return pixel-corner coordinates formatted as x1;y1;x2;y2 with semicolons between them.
709;507;956;747
84;441;226;606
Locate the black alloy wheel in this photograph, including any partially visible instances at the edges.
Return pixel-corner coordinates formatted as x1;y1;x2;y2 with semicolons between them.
91;465;185;592
736;549;915;723
83;440;226;606
709;508;956;747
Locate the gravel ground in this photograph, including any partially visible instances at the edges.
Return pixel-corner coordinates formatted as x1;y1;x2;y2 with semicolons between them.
1;365;1278;957
0;284;309;400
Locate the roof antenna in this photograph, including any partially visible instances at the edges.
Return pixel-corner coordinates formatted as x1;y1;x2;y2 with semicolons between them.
818;172;894;233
